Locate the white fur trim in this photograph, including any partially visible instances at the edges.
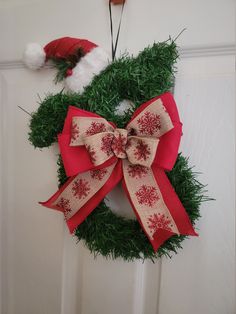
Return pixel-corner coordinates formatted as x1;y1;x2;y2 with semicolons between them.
65;47;110;93
23;43;46;70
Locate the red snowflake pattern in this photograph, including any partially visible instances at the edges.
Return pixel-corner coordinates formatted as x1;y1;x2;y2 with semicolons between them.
56;197;72;218
86;121;106;136
148;213;173;232
90;168;108;180
137;111;161;135
112;133;127;157
135;185;159;207
134;140;150;161
101;134;114;157
72;178;90;199
71;121;79;141
86;145;96;163
128;165;148;178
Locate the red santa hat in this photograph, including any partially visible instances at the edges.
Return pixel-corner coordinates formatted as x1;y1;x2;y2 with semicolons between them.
23;37;110;93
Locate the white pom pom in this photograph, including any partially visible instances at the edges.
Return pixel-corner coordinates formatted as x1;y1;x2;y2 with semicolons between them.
23;43;46;70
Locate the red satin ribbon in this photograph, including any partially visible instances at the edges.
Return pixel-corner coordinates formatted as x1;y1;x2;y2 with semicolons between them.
41;92;197;251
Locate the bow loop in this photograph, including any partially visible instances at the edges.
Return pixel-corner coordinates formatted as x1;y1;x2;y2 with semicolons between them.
83;132;115;166
126;98;174;137
70;116;114;146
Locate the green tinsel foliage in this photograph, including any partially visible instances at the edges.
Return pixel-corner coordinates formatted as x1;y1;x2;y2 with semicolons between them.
57;154;208;261
29;40;178;148
29;92;82;147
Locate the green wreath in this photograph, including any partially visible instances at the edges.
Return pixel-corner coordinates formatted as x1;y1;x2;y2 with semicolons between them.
28;40;208;261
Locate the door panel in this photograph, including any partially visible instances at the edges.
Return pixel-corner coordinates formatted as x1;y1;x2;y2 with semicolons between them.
0;1;235;314
0;69;65;314
159;56;235;314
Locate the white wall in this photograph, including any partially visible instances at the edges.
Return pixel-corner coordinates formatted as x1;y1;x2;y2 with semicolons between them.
0;0;235;61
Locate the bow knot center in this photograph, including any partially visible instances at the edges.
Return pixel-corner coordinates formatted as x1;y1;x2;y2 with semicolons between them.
111;128;128;159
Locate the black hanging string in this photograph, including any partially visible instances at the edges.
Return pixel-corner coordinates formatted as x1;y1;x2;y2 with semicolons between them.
109;0;125;61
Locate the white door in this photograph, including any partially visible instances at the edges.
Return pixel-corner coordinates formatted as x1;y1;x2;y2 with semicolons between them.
0;1;235;314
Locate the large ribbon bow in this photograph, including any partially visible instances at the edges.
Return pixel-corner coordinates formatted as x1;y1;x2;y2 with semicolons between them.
42;93;197;251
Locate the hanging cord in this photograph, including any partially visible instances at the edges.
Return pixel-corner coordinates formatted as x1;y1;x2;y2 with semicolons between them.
109;0;125;60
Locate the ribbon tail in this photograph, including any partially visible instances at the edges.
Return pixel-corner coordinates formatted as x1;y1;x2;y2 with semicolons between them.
122;160;197;252
151;166;198;236
40;161;123;233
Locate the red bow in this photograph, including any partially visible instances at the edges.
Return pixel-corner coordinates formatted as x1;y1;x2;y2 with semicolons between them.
41;93;197;251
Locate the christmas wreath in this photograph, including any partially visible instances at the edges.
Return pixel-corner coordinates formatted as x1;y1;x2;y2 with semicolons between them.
24;37;208;261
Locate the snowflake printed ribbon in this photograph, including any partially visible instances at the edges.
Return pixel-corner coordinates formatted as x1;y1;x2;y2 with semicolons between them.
41;93;197;251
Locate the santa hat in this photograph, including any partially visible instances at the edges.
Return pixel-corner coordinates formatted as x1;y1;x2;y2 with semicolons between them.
23;37;110;93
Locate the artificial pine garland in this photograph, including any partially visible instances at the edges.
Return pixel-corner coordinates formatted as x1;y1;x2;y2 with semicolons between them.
29;40;208;260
